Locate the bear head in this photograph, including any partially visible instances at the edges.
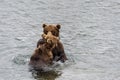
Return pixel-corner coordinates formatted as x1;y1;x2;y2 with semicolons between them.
42;32;59;49
42;24;61;38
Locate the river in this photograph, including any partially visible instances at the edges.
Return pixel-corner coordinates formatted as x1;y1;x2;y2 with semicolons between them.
0;0;120;80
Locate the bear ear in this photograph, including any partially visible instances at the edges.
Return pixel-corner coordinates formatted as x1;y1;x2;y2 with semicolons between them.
56;24;61;29
43;24;47;28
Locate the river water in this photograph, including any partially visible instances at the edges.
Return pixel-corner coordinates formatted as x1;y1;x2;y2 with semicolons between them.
0;0;120;80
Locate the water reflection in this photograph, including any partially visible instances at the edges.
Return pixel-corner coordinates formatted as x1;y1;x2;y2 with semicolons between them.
31;70;61;80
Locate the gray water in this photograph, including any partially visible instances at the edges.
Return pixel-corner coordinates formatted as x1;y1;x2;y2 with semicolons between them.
0;0;120;80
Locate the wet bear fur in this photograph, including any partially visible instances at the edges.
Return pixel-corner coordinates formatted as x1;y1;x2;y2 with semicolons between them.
29;34;59;70
37;24;67;62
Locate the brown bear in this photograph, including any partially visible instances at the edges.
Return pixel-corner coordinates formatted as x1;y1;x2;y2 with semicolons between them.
41;32;60;59
37;24;68;62
29;34;59;70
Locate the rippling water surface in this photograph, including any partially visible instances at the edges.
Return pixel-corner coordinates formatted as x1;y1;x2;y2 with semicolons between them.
0;0;120;80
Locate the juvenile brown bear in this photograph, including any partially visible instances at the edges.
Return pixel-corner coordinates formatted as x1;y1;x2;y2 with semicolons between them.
42;31;59;50
37;24;67;62
29;34;59;70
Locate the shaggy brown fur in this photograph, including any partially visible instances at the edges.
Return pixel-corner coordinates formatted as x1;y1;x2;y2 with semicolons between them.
29;32;60;69
37;24;67;62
